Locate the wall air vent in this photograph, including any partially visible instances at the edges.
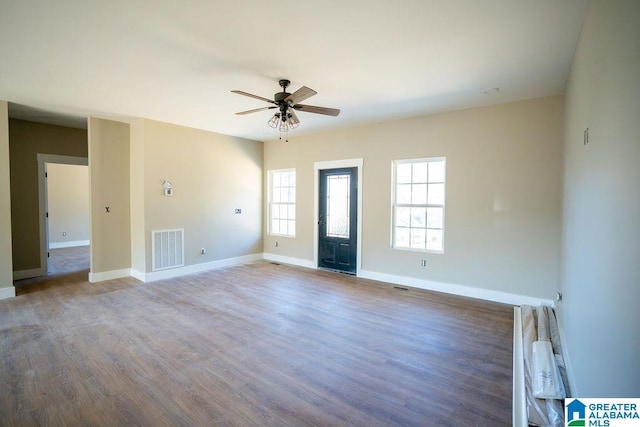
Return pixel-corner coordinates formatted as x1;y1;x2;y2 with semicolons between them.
152;229;184;271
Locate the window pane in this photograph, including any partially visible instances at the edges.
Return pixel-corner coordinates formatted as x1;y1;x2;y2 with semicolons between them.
411;183;427;204
278;188;287;203
288;205;295;220
271;219;280;235
428;161;445;182
396;183;411;204
273;188;281;203
412;162;428;183
427;183;445;205
287;171;295;186
396;163;412;183
280;204;288;219
272;172;281;187
396;207;410;227
395;227;410;247
426;207;443;228
327;174;350;238
411;207;426;227
426;229;443;251
410;228;426;249
281;172;290;187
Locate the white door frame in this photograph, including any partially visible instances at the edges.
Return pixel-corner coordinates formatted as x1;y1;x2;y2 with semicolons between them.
313;158;363;275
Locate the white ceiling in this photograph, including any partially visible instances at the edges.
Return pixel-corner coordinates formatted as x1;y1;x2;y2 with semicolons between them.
0;0;588;142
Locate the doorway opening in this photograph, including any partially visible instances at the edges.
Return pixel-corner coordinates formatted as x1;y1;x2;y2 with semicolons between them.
37;154;89;277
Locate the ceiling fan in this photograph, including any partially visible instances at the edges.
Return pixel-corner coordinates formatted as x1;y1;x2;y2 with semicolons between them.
232;79;340;134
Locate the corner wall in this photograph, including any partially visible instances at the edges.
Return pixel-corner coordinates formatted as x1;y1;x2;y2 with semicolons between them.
88;117;131;280
0;101;14;299
559;0;640;396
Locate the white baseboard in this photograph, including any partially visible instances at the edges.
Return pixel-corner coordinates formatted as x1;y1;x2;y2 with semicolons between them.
358;269;555;306
50;240;90;249
263;253;316;269
140;253;264;282
130;269;145;282
89;268;132;283
0;286;16;300
13;267;47;281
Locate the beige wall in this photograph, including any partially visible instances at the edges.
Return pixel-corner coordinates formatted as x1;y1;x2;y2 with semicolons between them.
130;119;146;274
264;96;564;300
559;0;640;396
88;117;131;275
47;163;89;246
136;119;263;273
0;101;13;295
8;119;87;271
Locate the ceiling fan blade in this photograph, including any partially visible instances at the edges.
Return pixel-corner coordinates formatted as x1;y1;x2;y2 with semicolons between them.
287;108;300;125
284;86;317;105
231;90;276;104
235;106;277;115
294;104;341;117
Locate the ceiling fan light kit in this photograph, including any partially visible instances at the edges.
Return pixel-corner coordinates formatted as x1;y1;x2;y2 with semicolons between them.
232;79;340;141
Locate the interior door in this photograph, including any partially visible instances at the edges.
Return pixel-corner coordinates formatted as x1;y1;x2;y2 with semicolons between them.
318;167;357;274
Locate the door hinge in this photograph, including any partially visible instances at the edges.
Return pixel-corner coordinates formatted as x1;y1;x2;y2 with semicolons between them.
45;172;48;178
47;252;50;258
46;212;48;218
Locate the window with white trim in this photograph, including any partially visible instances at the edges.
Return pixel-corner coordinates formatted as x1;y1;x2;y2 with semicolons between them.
268;169;296;237
392;158;446;252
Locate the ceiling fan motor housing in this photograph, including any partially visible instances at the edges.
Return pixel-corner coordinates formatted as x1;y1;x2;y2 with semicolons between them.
275;80;292;120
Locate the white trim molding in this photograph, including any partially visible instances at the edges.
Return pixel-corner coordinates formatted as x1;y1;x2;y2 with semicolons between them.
50;240;90;249
89;268;132;283
13;267;47;281
0;286;16;300
263;253;316;269
139;253;263;283
358;269;555;306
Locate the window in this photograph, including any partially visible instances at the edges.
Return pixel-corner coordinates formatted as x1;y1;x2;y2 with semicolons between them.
268;169;296;237
392;158;446;252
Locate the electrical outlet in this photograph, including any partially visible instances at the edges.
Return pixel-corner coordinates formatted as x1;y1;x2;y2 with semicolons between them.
62;232;67;236
201;248;206;255
235;208;242;214
275;241;279;247
420;260;427;267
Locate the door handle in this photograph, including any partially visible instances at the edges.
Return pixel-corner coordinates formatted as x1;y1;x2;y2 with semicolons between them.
318;220;325;225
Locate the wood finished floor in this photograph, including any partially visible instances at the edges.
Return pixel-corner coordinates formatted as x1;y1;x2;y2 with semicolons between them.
3;260;513;426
